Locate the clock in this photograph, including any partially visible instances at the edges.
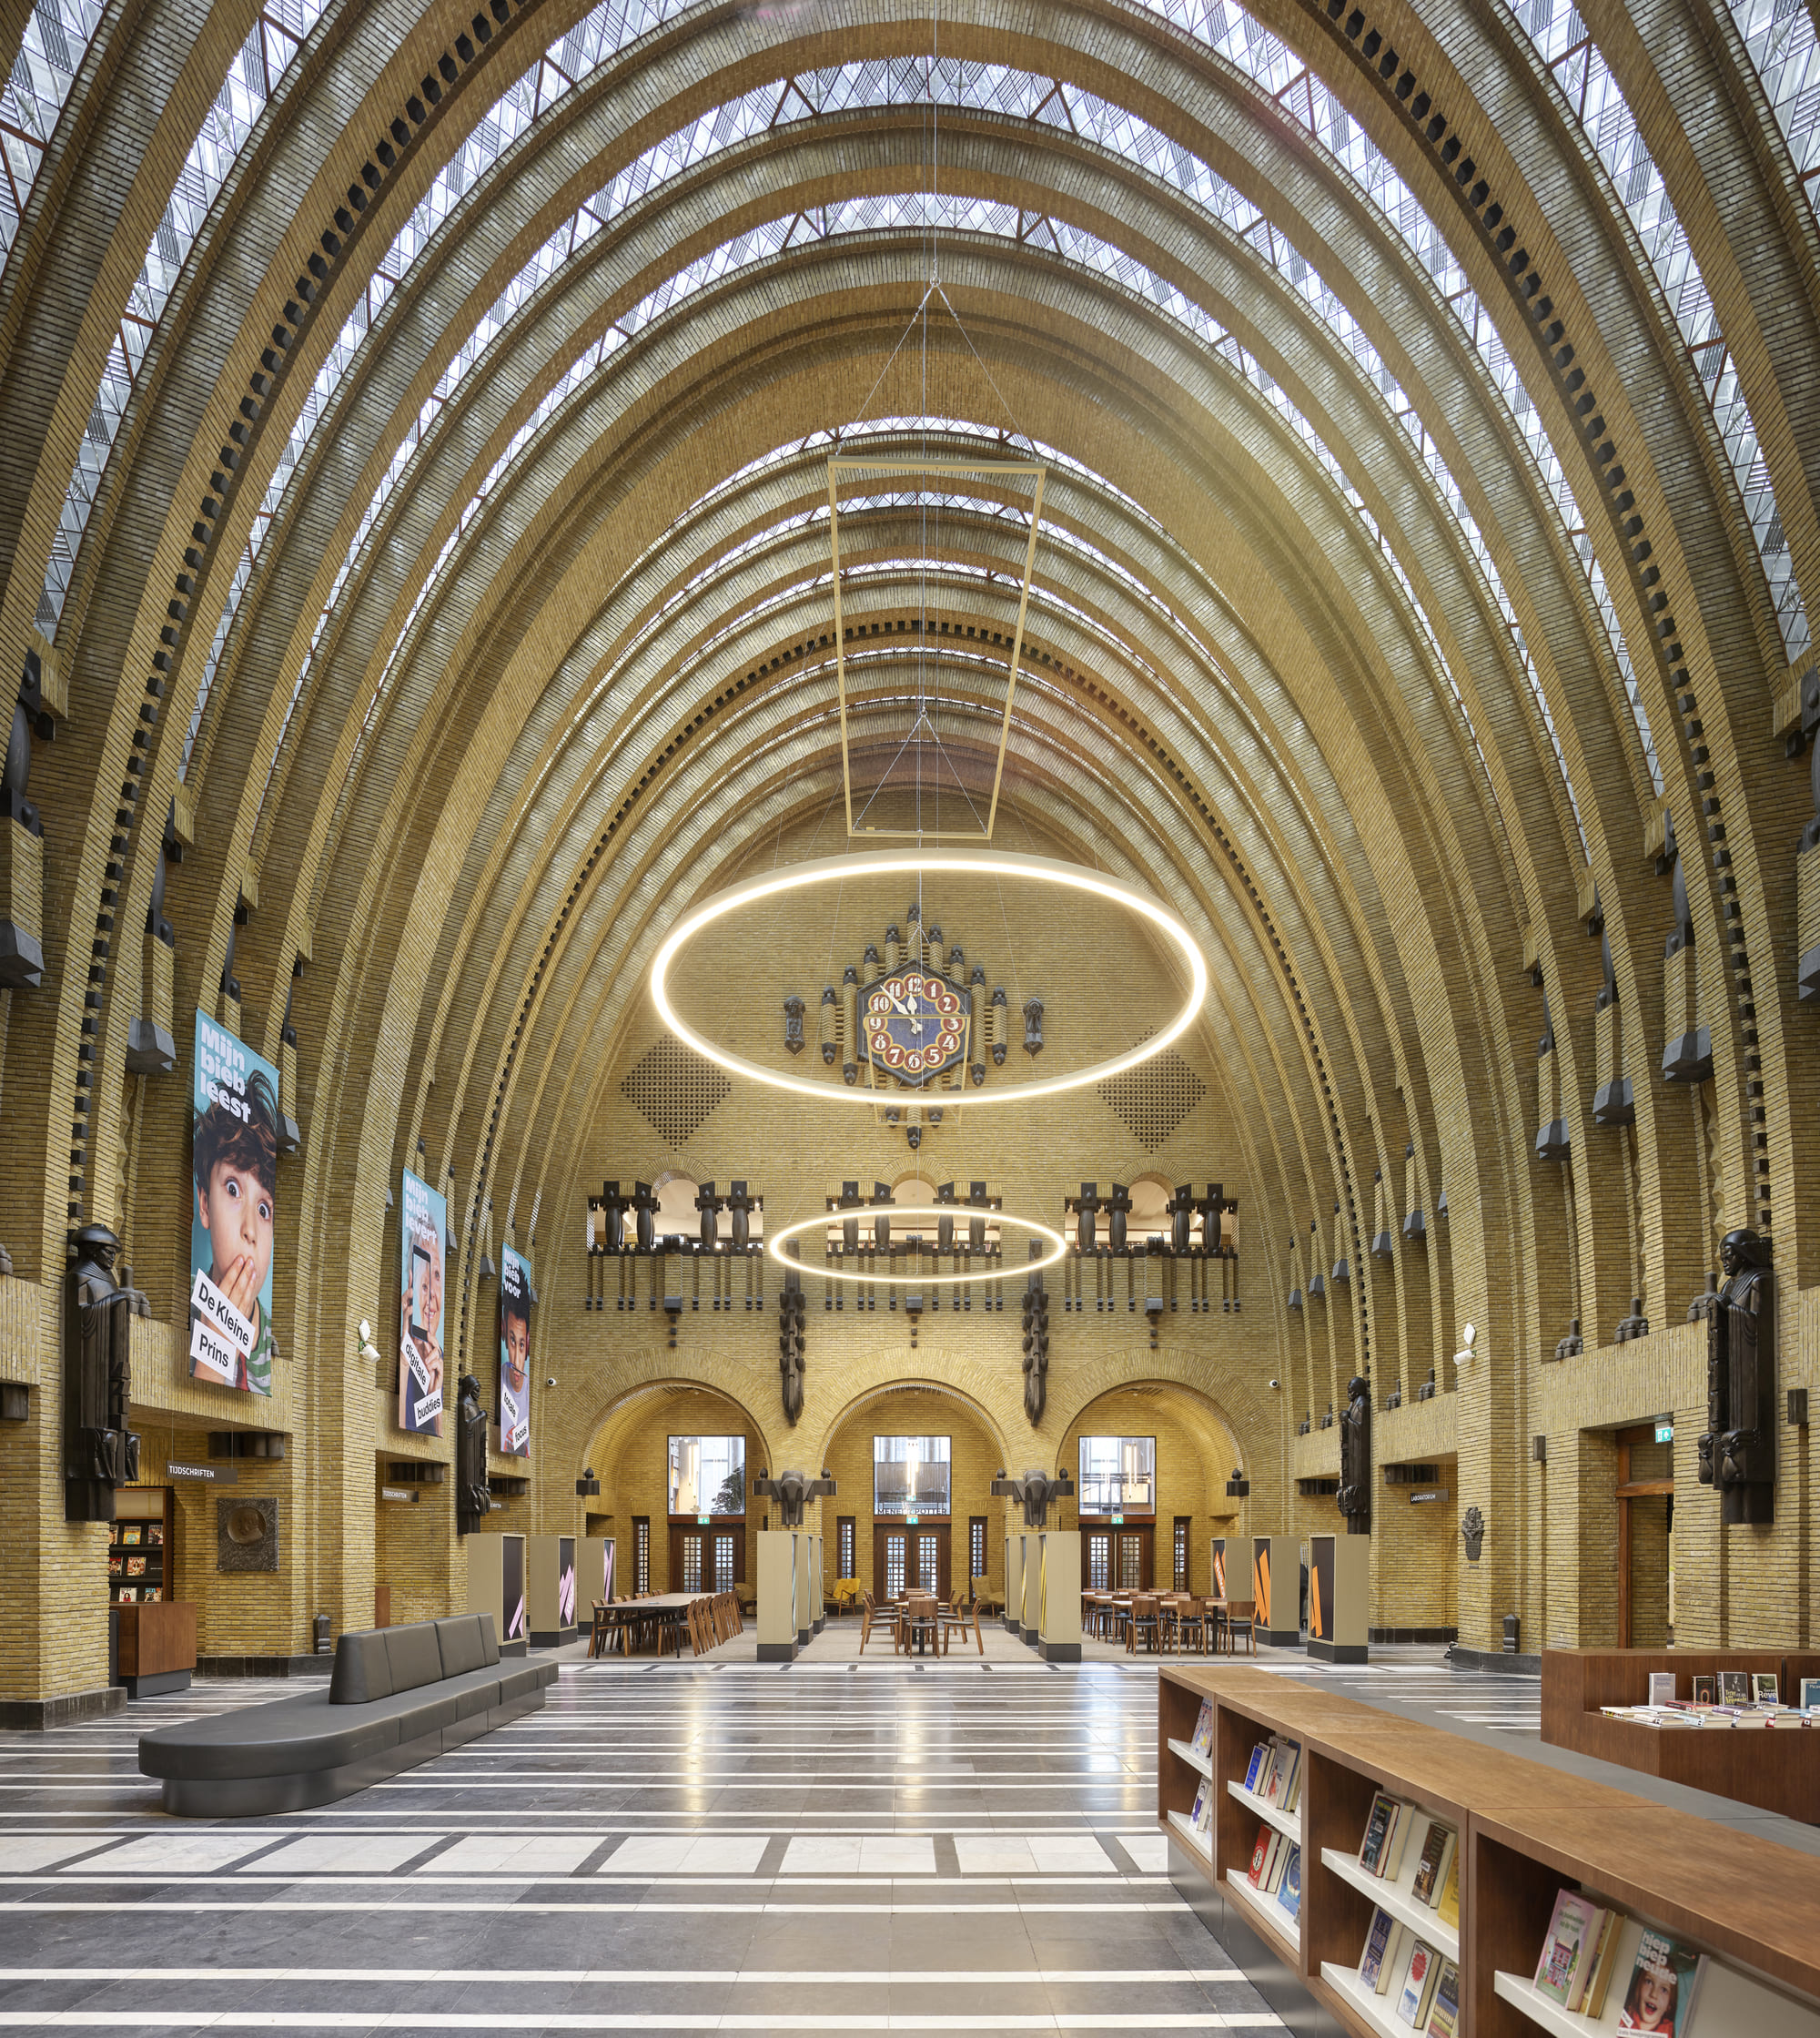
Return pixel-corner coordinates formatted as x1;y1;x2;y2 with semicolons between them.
861;968;969;1087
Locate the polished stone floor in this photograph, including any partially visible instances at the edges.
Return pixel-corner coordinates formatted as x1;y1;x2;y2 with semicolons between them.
0;1656;1287;2034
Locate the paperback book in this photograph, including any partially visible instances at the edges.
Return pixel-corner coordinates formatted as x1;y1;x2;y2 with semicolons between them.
1248;1823;1284;1891
1425;1958;1460;2038
1275;1841;1301;1924
1647;1671;1675;1705
1616;1926;1707;2035
1693;1676;1715;1704
1435;1848;1460;1931
1359;1908;1403;1994
1719;1670;1751;1704
1243;1742;1269;1794
1359;1792;1408;1878
1753;1672;1780;1704
1395;1939;1441;2028
1533;1888;1604;2010
1190;1699;1214;1757
1410;1821;1457;1909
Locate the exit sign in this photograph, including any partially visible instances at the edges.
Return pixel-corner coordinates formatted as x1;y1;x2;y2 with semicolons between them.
1111;1514;1125;1526
1654;1423;1673;1445
697;1515;710;1526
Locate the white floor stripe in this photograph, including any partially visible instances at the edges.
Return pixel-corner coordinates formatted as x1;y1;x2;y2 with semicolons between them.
0;1969;1247;1984
0;1900;1190;1914
0;2017;1272;2031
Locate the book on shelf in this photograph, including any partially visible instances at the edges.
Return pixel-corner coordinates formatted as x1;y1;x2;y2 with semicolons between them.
1803;1677;1820;1712
1616;1925;1706;2035
1275;1841;1301;1924
1410;1820;1456;1909
1359;1907;1403;1995
1394;1938;1441;2029
119;1526;142;1547
1358;1791;1409;1878
1243;1742;1269;1794
107;1555;123;1577
1434;1845;1460;1931
1533;1888;1604;2011
1693;1676;1715;1704
1190;1699;1214;1757
1753;1672;1780;1705
144;1587;161;1602
147;1526;164;1546
1188;1779;1208;1831
116;1587;136;1603
1268;1739;1303;1813
1581;1903;1626;2022
126;1556;146;1577
1248;1823;1286;1892
1424;1957;1460;2038
1718;1670;1751;1704
1647;1671;1675;1706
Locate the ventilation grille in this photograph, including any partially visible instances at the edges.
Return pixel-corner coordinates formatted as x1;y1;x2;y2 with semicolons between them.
1098;1047;1206;1152
621;1039;732;1147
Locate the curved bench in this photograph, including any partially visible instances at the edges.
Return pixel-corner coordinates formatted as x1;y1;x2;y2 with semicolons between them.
138;1613;557;1817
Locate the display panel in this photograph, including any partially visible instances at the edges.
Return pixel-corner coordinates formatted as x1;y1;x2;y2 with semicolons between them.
189;1009;281;1395
502;1534;525;1642
1077;1435;1156;1513
558;1536;576;1627
498;1243;531;1456
668;1435;744;1516
873;1435;951;1516
398;1168;447;1436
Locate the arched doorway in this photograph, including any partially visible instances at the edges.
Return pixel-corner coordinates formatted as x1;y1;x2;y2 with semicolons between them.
821;1381;1008;1606
581;1381;771;1598
1057;1382;1245;1596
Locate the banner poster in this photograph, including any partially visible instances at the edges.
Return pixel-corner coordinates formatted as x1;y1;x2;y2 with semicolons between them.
398;1168;447;1436
498;1243;532;1456
188;1009;280;1395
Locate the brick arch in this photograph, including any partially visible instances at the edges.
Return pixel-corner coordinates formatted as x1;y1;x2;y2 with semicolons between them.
575;1372;777;1503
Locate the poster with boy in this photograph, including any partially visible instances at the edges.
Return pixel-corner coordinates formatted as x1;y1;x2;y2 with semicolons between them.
189;1009;280;1395
399;1168;446;1435
498;1244;531;1456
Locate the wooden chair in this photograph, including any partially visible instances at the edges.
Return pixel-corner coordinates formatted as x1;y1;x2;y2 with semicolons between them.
901;1593;940;1656
859;1591;894;1652
1224;1597;1258;1656
1126;1593;1161;1654
938;1595;984;1656
1174;1599;1208;1653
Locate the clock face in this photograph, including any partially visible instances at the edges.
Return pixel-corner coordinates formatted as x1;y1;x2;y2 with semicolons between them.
861;969;969;1088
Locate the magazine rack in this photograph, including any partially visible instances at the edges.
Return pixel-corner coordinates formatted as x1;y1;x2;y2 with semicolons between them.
1158;1664;1820;2038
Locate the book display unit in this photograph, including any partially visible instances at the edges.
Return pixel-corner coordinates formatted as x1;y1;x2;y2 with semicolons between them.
108;1486;194;1697
1158;1665;1820;2038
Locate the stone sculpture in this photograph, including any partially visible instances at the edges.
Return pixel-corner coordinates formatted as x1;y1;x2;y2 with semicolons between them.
1336;1373;1371;1536
1698;1228;1777;1525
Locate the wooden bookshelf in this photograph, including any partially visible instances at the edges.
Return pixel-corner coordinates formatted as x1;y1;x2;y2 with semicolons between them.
1158;1663;1820;2038
1542;1648;1820;1822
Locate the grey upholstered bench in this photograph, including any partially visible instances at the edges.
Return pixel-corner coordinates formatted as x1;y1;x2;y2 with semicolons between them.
138;1613;556;1816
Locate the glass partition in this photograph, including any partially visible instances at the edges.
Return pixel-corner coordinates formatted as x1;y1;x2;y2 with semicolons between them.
873;1435;952;1516
1077;1435;1156;1514
668;1435;745;1516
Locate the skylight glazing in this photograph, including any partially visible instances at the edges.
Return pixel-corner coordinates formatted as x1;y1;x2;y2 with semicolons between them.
260;194;1555;871
205;56;1555;852
1508;0;1810;667
1725;0;1820;215
0;0;106;282
37;0;329;637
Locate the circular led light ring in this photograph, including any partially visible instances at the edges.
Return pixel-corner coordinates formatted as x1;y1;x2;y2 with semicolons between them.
768;1206;1067;1286
650;848;1208;1108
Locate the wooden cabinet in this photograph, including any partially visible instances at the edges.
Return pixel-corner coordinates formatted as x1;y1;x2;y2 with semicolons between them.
1158;1663;1820;2038
110;1485;193;1695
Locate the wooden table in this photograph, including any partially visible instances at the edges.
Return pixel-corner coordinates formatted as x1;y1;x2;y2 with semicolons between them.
588;1594;712;1658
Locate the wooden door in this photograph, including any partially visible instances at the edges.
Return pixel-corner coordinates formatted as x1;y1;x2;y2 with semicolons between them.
1085;1531;1111;1590
875;1528;907;1600
1113;1526;1153;1591
908;1526;950;1599
1616;1426;1674;1647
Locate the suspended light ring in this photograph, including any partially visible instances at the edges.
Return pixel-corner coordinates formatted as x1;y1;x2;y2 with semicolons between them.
650;848;1208;1108
768;1206;1066;1287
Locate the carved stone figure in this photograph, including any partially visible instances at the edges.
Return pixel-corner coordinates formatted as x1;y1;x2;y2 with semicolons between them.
455;1373;491;1534
1021;1263;1049;1426
753;1465;834;1527
63;1223;140;1522
1461;1506;1485;1563
778;1252;805;1425
1335;1373;1371;1535
990;1465;1075;1528
1698;1228;1777;1525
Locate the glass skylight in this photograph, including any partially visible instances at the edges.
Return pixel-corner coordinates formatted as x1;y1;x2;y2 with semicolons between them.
0;0;106;283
